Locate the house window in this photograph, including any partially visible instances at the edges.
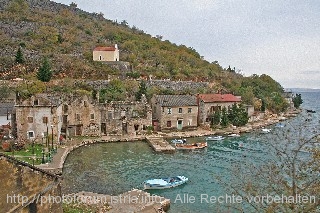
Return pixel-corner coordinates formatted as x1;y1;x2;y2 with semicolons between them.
167;121;172;127
76;113;81;121
28;117;33;123
99;55;102;60
34;99;39;105
90;113;95;120
188;119;192;126
132;110;138;117
108;111;113;119
178;108;182;113
167;108;172;114
28;131;35;138
43;116;48;124
188;108;192;113
63;105;68;113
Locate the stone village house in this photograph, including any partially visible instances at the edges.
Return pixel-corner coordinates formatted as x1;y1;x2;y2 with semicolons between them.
12;93;61;143
151;95;198;131
100;98;152;136
12;94;152;143
12;92;254;142
197;93;242;126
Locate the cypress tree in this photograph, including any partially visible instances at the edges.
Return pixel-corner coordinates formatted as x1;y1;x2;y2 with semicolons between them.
135;80;147;101
15;47;25;64
221;107;229;127
212;110;221;126
261;99;266;112
36;57;52;82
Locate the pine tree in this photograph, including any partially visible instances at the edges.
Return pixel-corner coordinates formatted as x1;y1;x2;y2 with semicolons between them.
15;47;25;64
292;94;303;108
36;57;52;82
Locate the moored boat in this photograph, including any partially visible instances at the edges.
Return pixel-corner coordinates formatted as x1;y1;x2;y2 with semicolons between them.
143;175;188;189
261;128;271;133
275;123;285;128
228;133;240;137
171;139;187;144
175;142;207;150
206;136;225;141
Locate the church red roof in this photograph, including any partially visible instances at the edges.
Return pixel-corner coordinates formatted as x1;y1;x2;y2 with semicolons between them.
198;94;241;103
93;46;116;51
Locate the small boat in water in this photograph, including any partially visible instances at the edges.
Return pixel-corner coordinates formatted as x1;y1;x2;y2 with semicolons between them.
143;176;188;189
228;133;240;137
171;139;187;144
306;109;316;113
275;123;285;128
175;142;207;150
261;128;271;134
206;136;225;141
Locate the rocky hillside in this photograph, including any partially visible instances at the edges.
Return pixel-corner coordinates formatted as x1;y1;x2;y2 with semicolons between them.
0;0;289;112
0;0;226;81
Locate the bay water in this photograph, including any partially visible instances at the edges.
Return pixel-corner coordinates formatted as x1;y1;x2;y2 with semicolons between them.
62;91;320;212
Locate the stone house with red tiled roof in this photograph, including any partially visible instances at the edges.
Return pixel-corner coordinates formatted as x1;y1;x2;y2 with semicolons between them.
151;95;198;131
197;93;241;125
93;44;119;61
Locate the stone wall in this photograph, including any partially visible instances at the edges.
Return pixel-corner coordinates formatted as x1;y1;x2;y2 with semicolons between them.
147;80;209;92
103;100;152;136
0;154;62;213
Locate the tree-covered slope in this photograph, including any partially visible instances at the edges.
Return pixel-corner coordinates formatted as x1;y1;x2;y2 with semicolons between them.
0;0;223;81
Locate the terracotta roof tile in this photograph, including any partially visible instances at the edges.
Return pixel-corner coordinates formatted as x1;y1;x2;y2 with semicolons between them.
93;46;116;51
198;94;241;103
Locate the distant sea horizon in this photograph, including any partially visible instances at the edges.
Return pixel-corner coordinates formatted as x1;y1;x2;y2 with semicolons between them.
285;88;320;92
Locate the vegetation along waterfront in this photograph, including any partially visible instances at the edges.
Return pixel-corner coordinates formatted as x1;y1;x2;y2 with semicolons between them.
0;0;319;212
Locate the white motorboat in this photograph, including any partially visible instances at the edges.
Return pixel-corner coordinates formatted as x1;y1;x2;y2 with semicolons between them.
275;123;285;128
143;176;188;189
171;139;187;144
228;133;240;137
206;136;225;141
261;128;271;133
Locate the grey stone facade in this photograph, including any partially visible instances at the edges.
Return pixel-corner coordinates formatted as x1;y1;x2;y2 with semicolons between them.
151;95;198;131
12;94;152;143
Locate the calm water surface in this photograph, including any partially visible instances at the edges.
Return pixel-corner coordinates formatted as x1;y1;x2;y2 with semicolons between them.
62;91;320;212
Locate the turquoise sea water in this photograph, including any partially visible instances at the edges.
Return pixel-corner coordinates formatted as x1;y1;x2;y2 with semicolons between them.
62;91;320;212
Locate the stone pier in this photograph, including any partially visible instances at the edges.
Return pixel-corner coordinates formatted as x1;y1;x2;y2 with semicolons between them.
145;136;176;153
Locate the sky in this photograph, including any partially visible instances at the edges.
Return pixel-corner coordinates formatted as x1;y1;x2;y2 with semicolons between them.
54;0;320;89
